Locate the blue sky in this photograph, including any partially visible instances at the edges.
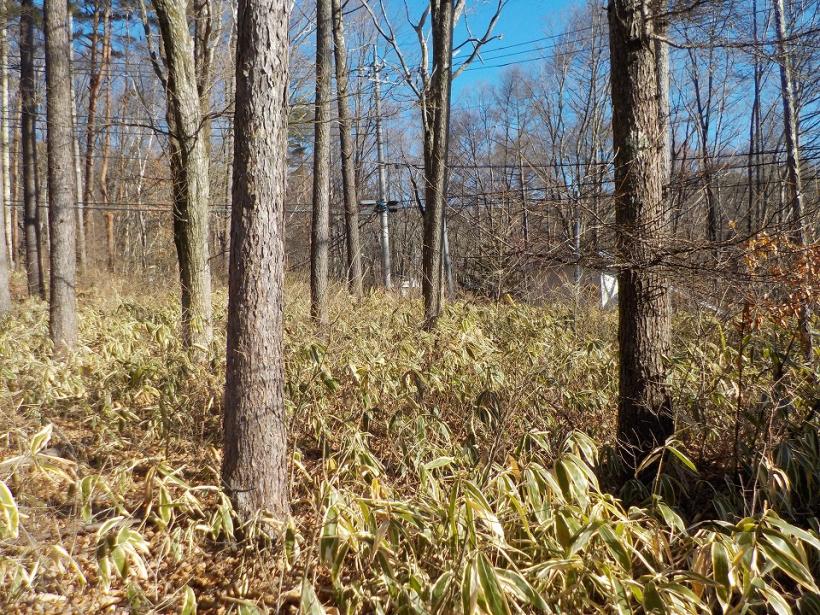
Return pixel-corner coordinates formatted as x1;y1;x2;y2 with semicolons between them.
449;0;579;99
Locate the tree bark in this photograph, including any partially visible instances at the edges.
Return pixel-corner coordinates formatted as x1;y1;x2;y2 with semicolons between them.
608;0;674;470
68;11;86;275
99;51;114;272
82;1;111;268
152;0;213;350
310;0;332;325
0;1;9;312
0;0;11;272
772;0;811;361
331;0;363;297
10;96;19;265
222;0;291;521
422;0;455;327
45;0;78;351
21;0;44;298
105;211;115;272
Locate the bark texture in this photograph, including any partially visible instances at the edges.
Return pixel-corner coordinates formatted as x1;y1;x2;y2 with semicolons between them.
20;0;44;298
82;2;111;268
0;2;9;313
68;11;85;275
45;0;78;351
0;0;11;272
222;0;291;520
331;0;363;296
773;0;812;361
311;0;332;325
608;0;674;469
421;1;455;326
152;0;213;350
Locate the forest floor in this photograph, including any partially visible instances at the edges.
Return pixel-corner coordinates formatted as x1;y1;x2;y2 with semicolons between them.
0;278;817;613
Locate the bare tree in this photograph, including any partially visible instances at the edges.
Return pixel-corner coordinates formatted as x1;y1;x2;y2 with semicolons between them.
148;0;213;350
311;0;332;325
608;0;673;469
44;0;78;351
420;1;455;325
331;0;363;296
773;0;811;360
222;0;291;521
361;0;506;326
20;0;44;298
82;0;112;270
98;53;114;272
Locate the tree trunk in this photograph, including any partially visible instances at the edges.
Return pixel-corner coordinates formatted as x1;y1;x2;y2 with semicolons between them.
422;1;455;327
222;0;291;521
0;0;11;272
99;52;114;272
772;0;811;361
68;11;86;275
45;0;78;351
0;1;8;312
21;0;44;298
152;0;213;350
608;0;673;470
10;96;19;265
655;6;671;201
82;2;111;268
331;0;363;297
310;0;332;325
105;211;115;272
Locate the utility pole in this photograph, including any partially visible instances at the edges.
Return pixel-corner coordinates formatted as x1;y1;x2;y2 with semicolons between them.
373;46;392;289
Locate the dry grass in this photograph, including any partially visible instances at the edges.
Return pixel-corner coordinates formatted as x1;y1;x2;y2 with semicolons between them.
0;280;817;613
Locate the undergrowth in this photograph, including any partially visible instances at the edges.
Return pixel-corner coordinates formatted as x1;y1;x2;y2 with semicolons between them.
0;282;817;613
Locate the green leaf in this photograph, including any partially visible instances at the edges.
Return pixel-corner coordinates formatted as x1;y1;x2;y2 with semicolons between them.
656;502;686;534
476;553;511;615
110;545;127;577
180;585;197;615
0;481;19;539
759;537;818;592
642;581;666;614
494;568;549;612
431;570;453;609
765;514;820;553
159;485;173;526
757;583;792;615
796;593;820;614
300;578;326;615
423;456;455;471
462;559;478;615
30;424;53;456
666;444;698;474
97;515;125;539
599;525;632;572
711;541;732;589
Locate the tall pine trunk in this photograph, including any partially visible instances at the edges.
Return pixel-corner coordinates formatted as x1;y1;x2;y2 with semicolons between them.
608;0;673;470
44;0;78;351
331;0;363;297
222;0;291;521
